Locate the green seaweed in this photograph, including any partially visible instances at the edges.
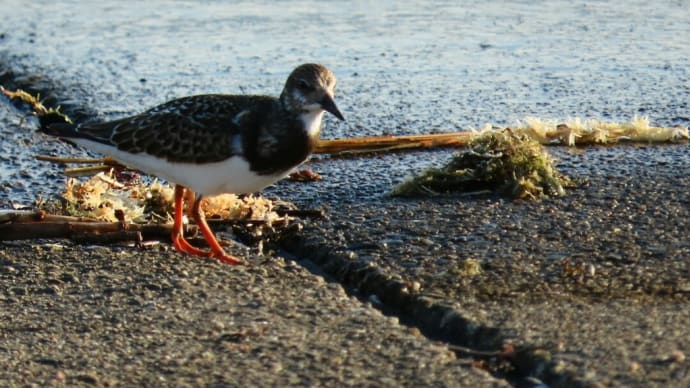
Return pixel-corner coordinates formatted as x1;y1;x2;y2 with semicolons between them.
391;130;573;200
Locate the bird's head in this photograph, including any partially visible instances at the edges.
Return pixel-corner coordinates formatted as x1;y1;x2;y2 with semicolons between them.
281;63;345;121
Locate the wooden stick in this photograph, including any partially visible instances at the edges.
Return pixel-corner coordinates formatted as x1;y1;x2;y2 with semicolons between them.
0;210;98;224
31;132;470;185
0;221;176;241
34;155;126;176
0;210;306;243
33;133;469;172
64;165;115;177
314;132;472;154
34;155;115;164
35;155;127;175
0;210;189;242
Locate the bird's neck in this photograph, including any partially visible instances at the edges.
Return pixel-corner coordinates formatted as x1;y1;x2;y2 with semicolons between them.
298;110;324;139
279;92;323;139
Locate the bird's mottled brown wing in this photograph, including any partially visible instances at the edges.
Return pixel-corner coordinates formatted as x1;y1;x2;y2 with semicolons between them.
76;94;276;164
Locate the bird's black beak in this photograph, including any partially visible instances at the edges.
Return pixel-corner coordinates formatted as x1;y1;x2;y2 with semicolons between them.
321;94;345;121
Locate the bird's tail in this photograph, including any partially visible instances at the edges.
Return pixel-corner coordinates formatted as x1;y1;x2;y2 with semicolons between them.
40;122;80;139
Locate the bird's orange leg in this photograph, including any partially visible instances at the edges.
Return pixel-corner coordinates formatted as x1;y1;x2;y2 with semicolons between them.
192;194;243;265
171;185;209;257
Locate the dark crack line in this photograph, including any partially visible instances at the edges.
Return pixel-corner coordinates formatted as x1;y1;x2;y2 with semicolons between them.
281;236;590;388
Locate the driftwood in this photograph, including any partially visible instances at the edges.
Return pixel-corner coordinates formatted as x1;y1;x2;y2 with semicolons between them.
27;133;471;188
31;132;471;176
35;155;127;176
0;209;318;245
0;211;185;242
314;132;472;154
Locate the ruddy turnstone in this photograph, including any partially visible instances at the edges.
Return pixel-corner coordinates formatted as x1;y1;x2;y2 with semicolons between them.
43;63;344;265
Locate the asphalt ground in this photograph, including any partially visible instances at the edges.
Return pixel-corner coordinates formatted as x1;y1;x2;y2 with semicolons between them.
0;239;506;387
286;144;690;386
1;1;689;387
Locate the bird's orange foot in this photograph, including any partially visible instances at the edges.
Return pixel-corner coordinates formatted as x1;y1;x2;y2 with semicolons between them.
189;194;245;266
172;232;210;257
172;230;244;265
209;250;244;265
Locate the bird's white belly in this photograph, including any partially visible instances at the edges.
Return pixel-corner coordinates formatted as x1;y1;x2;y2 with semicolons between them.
71;139;290;195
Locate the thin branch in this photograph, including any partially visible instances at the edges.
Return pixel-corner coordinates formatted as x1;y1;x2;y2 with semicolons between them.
315;132;472;155
0;220;177;241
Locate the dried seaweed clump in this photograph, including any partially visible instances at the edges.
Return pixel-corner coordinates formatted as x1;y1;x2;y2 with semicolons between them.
509;115;688;145
1;87;73;127
391;130;571;199
59;171;149;221
55;171;295;223
46;171;302;248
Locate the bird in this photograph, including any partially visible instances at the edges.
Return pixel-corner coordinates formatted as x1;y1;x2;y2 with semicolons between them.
42;63;345;265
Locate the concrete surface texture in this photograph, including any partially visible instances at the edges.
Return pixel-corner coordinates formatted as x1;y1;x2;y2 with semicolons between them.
1;1;689;386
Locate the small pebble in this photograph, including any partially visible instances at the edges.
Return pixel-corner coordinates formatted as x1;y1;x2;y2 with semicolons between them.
668;350;685;363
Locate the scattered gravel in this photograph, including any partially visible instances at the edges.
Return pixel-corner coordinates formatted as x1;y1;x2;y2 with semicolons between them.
0;243;505;387
293;144;690;386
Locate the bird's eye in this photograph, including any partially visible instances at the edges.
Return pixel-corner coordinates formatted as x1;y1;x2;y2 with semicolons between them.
298;79;310;91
